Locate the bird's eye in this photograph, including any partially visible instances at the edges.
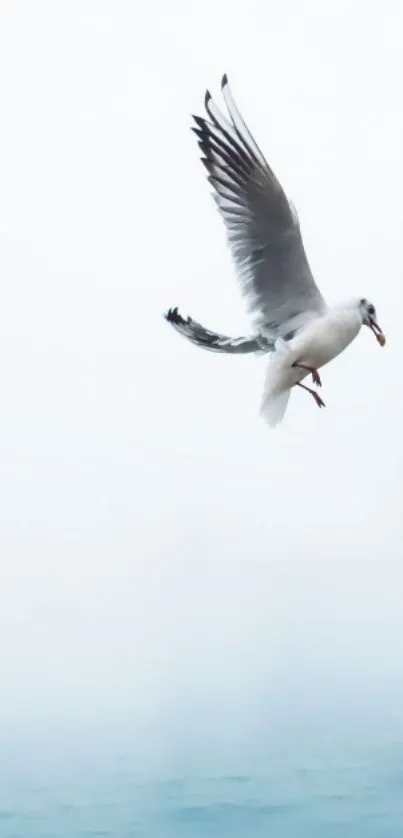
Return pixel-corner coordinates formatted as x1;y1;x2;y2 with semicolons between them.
368;304;375;316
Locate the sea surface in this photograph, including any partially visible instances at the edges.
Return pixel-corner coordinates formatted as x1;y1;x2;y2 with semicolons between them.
1;739;403;837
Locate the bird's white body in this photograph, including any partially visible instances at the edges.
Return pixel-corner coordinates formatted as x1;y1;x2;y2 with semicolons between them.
261;304;363;425
290;304;362;371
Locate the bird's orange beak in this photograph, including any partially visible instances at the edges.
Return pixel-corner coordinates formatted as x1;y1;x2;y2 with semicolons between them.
369;317;386;346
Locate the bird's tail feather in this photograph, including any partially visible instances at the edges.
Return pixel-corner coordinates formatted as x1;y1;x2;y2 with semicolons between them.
260;387;291;427
260;351;292;427
165;307;264;354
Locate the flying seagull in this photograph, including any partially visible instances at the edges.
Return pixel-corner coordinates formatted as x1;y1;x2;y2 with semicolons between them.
165;75;385;427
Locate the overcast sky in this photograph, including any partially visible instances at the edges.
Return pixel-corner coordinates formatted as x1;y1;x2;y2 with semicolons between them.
0;0;402;766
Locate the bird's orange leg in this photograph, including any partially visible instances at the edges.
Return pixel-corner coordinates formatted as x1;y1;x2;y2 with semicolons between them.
292;362;322;387
296;381;326;408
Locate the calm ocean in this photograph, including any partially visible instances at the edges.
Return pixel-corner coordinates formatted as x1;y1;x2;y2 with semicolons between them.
1;737;403;837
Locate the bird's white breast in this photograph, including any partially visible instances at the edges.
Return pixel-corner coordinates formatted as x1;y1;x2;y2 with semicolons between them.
289;308;362;370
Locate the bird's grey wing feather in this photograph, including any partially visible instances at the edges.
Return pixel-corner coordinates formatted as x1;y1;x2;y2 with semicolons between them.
192;75;327;339
165;307;270;353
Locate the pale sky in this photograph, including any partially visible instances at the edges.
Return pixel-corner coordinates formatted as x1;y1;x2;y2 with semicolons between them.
0;0;402;765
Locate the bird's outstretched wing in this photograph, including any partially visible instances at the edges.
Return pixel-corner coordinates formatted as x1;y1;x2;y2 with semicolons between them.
165;307;266;353
192;75;327;339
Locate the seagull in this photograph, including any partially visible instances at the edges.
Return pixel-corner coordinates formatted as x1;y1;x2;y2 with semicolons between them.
165;74;385;427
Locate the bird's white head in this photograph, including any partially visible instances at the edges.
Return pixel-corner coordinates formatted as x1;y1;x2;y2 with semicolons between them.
358;298;386;346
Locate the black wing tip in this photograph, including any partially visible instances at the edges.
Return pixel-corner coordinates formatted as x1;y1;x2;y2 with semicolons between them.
164;306;180;323
203;78;227;114
165;306;191;327
191;114;206;130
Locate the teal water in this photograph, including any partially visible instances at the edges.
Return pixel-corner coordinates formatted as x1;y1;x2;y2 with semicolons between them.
2;743;403;836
